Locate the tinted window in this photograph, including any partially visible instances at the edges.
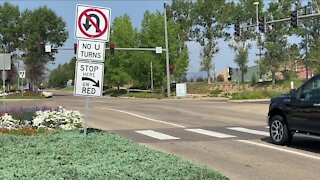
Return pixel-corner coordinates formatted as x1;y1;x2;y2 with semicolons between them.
301;77;320;101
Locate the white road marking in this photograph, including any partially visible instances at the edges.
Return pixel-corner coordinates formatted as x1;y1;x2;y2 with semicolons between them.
228;127;269;136
136;130;180;140
185;128;236;138
99;108;186;128
238;140;320;161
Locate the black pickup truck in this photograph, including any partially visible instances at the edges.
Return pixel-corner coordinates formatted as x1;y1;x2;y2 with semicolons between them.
268;75;320;145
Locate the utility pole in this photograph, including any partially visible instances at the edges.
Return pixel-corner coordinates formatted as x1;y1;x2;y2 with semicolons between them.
164;0;171;98
150;61;154;92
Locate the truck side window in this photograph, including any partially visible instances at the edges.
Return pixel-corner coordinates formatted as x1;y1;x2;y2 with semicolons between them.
301;78;320;101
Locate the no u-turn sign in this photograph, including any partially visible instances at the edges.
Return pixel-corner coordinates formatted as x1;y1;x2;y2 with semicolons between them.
77;39;105;62
75;4;111;42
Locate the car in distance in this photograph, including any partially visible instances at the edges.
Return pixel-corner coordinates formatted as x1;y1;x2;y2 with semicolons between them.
268;75;320;145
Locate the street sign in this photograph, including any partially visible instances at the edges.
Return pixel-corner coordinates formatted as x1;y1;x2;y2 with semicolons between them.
74;61;104;97
76;40;105;62
0;54;11;70
45;44;51;53
19;71;26;78
156;47;162;54
176;83;187;97
75;4;111;42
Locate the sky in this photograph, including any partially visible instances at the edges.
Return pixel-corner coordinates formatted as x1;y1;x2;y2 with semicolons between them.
5;0;261;79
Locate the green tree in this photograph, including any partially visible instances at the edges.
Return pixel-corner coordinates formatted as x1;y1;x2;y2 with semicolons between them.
105;14;137;88
296;0;320;75
48;57;76;88
262;0;294;84
229;0;263;83
20;6;68;88
0;3;22;89
139;11;189;88
192;0;229;84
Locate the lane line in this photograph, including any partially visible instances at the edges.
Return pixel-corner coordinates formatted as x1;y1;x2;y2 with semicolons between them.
136;130;180;140
185;128;236;138
228;127;269;136
98;108;186;128
238;140;320;161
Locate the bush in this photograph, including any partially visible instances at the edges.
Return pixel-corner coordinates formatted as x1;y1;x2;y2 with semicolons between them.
231;90;282;100
209;89;223;97
0;106;84;131
125;92;166;99
217;74;224;82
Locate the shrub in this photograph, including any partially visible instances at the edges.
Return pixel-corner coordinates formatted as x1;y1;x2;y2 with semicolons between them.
209;89;223;97
231;90;282;100
0;106;84;131
32;106;83;130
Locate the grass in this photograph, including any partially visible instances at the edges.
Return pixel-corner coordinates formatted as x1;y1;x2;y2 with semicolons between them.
55;86;74;92
105;89;166;99
209;89;223;97
0;130;228;179
231;90;283;100
3;91;44;99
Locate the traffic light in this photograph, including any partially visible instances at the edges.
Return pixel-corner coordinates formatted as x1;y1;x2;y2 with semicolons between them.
169;64;174;73
228;67;233;76
258;16;266;33
227;67;232;81
74;43;77;55
234;23;241;37
39;39;45;53
110;43;115;54
290;10;298;28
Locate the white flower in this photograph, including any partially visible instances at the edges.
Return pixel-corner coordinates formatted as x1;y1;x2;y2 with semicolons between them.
0;113;20;130
32;107;84;130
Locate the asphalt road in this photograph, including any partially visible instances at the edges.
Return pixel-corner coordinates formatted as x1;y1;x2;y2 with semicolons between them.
4;91;320;180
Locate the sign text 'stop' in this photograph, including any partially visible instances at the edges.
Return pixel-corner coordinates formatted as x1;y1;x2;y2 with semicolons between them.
75;4;111;42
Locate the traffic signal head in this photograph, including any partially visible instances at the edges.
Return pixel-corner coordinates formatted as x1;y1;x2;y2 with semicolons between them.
110;43;115;54
169;64;174;73
228;67;233;76
74;43;77;55
39;39;45;53
234;23;241;37
290;10;298;28
258;17;266;33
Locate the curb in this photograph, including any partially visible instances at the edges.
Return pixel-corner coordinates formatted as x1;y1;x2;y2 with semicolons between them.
228;99;271;103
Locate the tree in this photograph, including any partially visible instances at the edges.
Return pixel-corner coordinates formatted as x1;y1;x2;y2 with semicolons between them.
262;0;295;84
0;3;22;89
139;11;189;88
105;14;137;88
20;6;68;88
48;57;76;88
296;0;320;76
229;0;263;83
192;0;229;84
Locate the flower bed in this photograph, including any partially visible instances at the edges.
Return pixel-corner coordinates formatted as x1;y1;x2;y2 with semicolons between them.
0;106;84;134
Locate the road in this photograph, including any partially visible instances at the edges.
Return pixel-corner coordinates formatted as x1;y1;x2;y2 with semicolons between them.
4;91;320;180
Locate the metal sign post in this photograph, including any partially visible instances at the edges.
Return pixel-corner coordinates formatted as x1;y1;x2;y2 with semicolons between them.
84;96;90;135
75;4;111;135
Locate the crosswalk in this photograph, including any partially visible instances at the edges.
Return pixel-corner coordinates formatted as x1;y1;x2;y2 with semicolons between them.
135;127;269;141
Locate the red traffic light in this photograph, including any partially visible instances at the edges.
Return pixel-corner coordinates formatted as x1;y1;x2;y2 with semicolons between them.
110;43;115;54
169;64;174;72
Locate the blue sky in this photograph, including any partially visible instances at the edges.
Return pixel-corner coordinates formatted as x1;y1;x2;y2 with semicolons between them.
6;0;260;78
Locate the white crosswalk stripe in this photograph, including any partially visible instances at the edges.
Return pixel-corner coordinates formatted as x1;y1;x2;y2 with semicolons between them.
135;130;180;140
227;127;269;136
185;128;236;138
